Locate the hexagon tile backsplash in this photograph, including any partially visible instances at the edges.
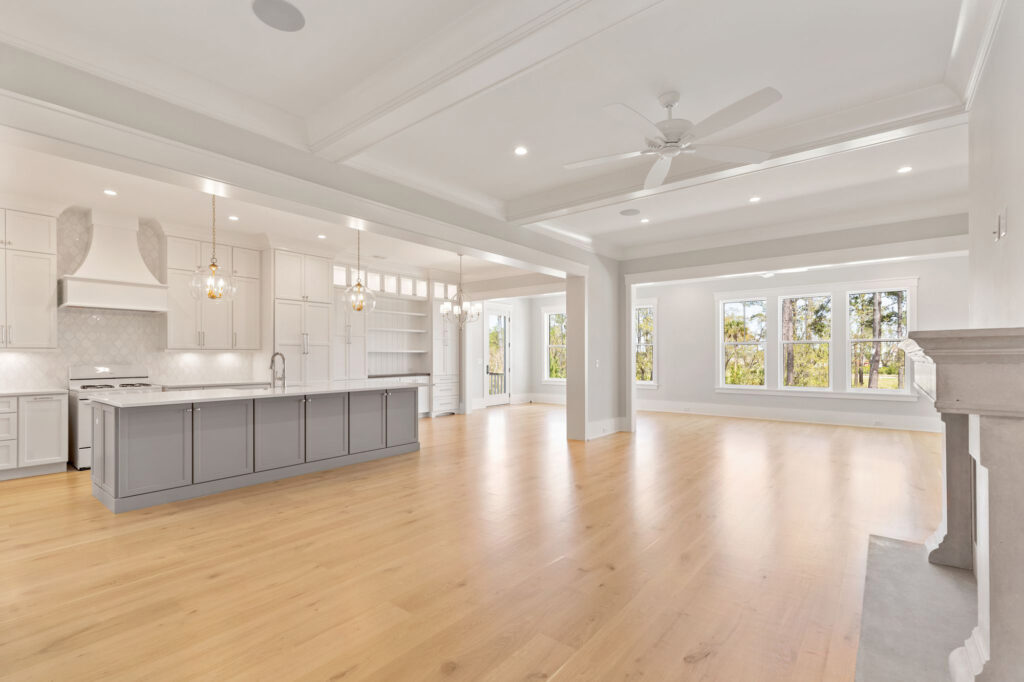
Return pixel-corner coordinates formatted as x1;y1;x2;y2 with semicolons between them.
0;308;262;388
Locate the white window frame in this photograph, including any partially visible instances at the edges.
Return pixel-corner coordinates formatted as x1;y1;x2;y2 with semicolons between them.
632;298;658;388
845;285;915;395
717;296;768;390
542;305;567;384
777;292;832;392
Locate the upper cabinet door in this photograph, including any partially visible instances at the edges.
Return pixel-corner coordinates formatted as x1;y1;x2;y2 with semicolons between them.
274;299;304;347
166;269;200;349
232;247;261;279
201;242;232;276
166;236;201;271
4;211;57;255
274;250;304;301
200;297;232;349
232;277;261;349
304;302;331;345
5;251;57;349
303;255;332;303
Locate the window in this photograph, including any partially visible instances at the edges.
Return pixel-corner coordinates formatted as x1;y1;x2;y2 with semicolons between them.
721;299;766;387
415;280;428;298
384;274;398;294
446;284;458;300
780;295;831;388
367;272;381;291
544;310;567;381
433;281;446;300
400;277;413;297
332;265;347;287
633;301;656;384
848;289;908;390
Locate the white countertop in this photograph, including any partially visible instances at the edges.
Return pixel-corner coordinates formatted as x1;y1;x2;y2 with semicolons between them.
158;380;272;390
90;380;429;409
0;388;68;398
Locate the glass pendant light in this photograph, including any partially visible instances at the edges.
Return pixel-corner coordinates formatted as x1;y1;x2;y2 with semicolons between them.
345;229;375;313
190;194;235;303
441;255;481;329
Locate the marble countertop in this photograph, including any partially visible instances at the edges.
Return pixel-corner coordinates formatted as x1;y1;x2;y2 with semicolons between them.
91;380;429;409
0;388;68;398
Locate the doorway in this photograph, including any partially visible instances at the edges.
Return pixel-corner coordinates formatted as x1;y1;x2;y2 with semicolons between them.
484;303;511;405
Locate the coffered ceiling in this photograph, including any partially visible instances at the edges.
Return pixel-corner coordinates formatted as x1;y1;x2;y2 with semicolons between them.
0;0;984;258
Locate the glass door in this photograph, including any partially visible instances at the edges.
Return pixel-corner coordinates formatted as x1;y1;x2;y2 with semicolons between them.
484;304;511;406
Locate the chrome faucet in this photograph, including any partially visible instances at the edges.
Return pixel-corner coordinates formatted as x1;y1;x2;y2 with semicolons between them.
269;352;286;390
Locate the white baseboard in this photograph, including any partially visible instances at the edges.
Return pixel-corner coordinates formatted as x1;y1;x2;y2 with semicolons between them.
517;392;566;405
586;416;631;440
634;398;942;432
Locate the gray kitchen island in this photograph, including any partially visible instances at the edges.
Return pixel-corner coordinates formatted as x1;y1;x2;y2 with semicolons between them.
89;380;425;513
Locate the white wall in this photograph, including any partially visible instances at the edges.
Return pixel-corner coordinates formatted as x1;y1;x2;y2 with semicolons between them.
631;254;969;431
968;1;1024;327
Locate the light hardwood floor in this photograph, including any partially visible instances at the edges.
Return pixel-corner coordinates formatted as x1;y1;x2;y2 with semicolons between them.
0;405;941;681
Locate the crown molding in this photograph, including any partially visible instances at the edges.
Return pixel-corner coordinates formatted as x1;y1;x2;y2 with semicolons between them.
945;0;1007;110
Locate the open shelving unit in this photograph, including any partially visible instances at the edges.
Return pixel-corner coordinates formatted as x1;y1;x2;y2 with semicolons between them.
367;294;431;376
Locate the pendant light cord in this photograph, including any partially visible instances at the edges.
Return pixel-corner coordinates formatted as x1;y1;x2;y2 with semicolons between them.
356;230;361;283
210;194;217;265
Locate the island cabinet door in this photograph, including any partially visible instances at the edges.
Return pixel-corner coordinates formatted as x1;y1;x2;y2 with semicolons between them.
91;404;116;494
117;404;193;497
254;396;305;471
349;390;386;454
385;389;418;448
305;393;348;462
193;400;254;483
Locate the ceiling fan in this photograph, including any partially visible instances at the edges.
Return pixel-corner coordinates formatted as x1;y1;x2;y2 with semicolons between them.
564;87;782;190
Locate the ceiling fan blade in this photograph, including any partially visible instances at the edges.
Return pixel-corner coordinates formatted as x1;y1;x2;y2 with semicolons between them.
643;156;672;190
687;87;782;140
604;102;663;139
564;149;648;170
688;144;772;164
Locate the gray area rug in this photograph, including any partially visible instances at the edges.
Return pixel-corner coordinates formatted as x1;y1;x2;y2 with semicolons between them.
855;535;976;682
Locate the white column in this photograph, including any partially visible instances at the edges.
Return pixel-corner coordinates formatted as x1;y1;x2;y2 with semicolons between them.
926;412;974;570
565;274;587;440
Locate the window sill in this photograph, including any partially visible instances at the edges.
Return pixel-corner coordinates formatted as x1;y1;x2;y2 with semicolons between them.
715;387;919;402
542;379;567;386
635;382;659;390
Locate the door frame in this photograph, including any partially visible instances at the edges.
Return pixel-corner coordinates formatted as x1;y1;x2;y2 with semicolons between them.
483;302;512;406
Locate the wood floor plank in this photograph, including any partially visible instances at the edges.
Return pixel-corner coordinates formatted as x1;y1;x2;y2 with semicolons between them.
0;405;941;681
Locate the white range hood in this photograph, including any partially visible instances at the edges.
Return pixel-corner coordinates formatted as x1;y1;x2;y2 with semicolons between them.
59;211;168;312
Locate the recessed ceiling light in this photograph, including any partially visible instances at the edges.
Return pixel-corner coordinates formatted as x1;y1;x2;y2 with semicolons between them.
640;218;650;224
252;0;305;32
898;166;913;174
514;145;529;156
228;215;239;221
103;189;117;196
620;208;641;216
749;196;761;203
317;234;327;239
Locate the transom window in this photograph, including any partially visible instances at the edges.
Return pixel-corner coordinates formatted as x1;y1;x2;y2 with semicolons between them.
544;310;567;381
633;302;656;384
721;299;766;387
780;295;832;388
848;290;908;391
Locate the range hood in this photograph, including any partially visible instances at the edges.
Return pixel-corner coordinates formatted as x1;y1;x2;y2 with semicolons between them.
59;211;168;312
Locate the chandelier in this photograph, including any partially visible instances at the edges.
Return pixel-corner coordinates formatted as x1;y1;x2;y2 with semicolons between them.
345;229;375;313
440;255;481;328
190;194;235;302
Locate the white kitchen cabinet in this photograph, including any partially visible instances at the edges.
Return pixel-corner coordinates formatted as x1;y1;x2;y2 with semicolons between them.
274;300;330;383
166;236;201;271
0;441;15;470
0;252;5;349
5;250;57;349
232;277;260;349
232;247;261;279
165;236;262;351
17;394;68;467
331;289;368;380
4;211;57;254
274;250;331;303
0;411;16;440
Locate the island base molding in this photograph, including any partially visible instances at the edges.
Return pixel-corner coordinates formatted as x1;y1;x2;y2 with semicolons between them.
92;442;420;513
0;462;67;481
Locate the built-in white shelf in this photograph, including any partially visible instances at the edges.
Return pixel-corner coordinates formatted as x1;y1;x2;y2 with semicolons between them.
374;309;427;317
369;327;428;333
369;349;429;354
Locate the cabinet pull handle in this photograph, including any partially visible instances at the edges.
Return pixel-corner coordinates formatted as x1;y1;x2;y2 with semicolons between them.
31;396;57;401
194;407;201;412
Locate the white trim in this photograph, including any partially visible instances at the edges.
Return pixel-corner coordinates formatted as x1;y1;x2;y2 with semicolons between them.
844;283;917;395
717;295;768;388
635;399;940;433
483;301;512;406
541;304;567;384
777;292;833;390
714;387;919;402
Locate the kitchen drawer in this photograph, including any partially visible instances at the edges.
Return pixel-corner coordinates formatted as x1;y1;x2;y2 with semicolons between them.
0;396;17;413
0;440;15;469
0;412;16;440
432;395;458;413
432;382;459;398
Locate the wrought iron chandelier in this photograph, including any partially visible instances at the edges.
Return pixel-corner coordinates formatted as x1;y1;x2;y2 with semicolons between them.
440;255;480;328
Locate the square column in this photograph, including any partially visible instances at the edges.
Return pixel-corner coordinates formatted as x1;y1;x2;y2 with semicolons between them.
926;412;974;570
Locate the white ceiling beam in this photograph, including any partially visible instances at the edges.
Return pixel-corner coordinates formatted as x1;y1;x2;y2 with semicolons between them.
306;0;667;161
507;87;965;225
945;0;1007;109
